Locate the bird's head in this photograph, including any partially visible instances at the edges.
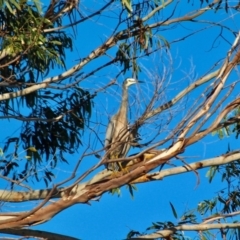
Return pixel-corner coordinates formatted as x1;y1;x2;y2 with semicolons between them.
123;78;142;88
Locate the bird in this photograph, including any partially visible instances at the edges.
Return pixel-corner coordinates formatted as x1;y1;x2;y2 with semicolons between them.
105;78;142;171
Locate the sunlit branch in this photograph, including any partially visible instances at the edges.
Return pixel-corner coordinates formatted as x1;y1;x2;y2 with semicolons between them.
0;0;222;102
143;70;220;121
134;151;240;183
0;228;78;240
131;222;240;239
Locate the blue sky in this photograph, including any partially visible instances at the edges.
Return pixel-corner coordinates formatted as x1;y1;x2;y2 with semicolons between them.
1;1;240;239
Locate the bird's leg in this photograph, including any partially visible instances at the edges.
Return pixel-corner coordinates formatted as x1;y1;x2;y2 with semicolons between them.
108;153;129;177
117;161;129;174
107;154;122;177
112;152;129;173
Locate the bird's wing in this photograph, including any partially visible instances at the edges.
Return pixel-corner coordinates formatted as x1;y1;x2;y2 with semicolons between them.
105;117;116;147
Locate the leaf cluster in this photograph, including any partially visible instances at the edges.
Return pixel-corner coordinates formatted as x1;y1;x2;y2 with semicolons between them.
0;88;92;186
0;1;92;184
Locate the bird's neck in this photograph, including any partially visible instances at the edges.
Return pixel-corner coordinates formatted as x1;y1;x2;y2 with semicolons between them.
118;86;128;118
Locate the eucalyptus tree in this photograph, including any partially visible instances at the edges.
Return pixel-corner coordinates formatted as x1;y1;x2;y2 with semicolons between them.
0;0;240;239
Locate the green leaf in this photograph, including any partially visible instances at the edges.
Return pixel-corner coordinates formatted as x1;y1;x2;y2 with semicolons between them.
169;202;178;219
206;166;217;183
50;40;63;46
110;187;121;196
32;0;42;13
10;0;21;10
157;34;170;49
0;148;3;157
121;0;132;14
127;184;137;199
28;147;37;152
5;1;14;14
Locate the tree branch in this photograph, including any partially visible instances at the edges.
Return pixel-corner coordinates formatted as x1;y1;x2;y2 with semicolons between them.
131;223;240;239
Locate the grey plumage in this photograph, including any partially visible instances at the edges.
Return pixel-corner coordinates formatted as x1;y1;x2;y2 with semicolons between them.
105;78;140;171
